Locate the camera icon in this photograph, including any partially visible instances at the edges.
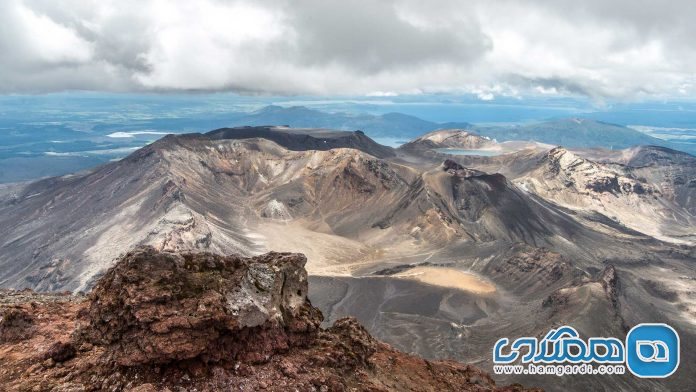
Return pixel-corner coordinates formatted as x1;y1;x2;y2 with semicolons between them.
626;323;680;378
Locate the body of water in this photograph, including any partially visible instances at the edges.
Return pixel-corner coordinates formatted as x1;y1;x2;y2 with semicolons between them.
434;148;502;156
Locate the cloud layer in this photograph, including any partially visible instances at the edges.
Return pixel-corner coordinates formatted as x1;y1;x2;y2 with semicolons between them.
2;0;695;99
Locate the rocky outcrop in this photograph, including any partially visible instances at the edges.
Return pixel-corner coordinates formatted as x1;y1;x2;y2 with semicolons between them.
512;146;696;244
0;306;34;342
0;248;540;391
598;265;620;305
541;265;626;331
85;247;322;366
542;265;619;309
539;147;659;197
481;245;584;297
443;159;484;177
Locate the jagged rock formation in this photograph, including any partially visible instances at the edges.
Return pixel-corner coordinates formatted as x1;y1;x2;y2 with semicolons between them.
479;244;585;297
384;159;621;256
0;248;538;392
513;147;696;244
618;146;696;215
542;265;622;319
85;248;321;366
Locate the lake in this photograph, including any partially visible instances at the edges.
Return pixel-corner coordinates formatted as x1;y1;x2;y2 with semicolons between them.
434;148;503;156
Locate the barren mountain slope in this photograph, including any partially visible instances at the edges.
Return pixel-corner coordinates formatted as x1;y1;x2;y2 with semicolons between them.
0;131;660;292
399;129;546;156
576;145;696;215
405;139;696;245
0;128;694;392
0;135;262;291
511;147;696;244
401;129;494;150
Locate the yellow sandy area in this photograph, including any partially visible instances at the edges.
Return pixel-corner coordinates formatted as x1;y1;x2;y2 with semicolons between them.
256;221;370;276
393;266;496;294
256;220;433;276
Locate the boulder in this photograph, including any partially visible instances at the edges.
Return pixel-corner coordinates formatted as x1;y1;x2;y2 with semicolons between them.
85;246;322;366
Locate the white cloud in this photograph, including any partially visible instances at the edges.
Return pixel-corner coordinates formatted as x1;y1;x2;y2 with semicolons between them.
0;0;695;99
134;1;287;90
13;3;93;64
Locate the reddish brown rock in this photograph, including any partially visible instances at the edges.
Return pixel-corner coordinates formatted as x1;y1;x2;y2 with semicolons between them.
44;341;76;363
0;306;34;342
0;247;542;391
85;247;321;366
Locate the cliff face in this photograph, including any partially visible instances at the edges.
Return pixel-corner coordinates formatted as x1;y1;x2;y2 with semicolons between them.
0;247;538;392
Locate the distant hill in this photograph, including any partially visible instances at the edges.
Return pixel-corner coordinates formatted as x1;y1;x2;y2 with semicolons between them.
228;107;691;154
472;118;679;151
207;125;395;158
1;105;691;184
226;105;470;139
399;129;494;151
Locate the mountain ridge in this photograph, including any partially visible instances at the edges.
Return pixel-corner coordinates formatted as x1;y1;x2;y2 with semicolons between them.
0;125;693;391
228;106;691;154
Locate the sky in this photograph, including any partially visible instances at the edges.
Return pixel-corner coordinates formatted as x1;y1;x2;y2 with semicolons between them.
1;0;696;101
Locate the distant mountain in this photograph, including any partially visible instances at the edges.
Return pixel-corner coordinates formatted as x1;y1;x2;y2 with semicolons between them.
1;105;692;184
2;127;668;292
400;129;494;150
230;107;693;154
227;105;471;139
207;125;395;158
473;118;684;152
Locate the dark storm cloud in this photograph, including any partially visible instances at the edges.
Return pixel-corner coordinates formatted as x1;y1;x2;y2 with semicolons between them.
0;0;695;98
